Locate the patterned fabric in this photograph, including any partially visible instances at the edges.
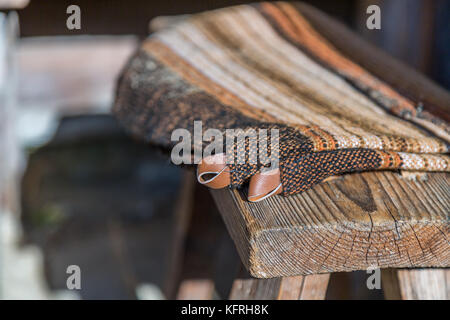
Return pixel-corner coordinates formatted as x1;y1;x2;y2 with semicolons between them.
113;2;450;196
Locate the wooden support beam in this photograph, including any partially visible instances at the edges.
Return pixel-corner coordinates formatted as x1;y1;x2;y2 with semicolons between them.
297;274;331;300
278;274;330;300
211;171;449;278
382;268;450;300
164;171;196;299
165;171;241;300
229;269;330;300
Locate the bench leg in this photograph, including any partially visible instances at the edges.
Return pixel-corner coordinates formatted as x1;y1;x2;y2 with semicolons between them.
229;272;330;300
382;268;449;300
164;171;196;299
165;171;240;299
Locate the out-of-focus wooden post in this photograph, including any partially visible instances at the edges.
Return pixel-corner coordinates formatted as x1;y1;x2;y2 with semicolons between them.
0;4;22;299
0;9;20;216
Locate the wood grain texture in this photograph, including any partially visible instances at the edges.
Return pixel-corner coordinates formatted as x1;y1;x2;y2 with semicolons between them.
298;273;330;299
211;171;449;278
382;268;449;300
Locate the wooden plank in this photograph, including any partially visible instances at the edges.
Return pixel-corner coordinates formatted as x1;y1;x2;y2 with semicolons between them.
166;176;241;299
277;276;304;300
229;269;329;300
299;274;330;300
211;171;449;278
229;277;281;300
382;268;450;300
163;171;196;299
278;274;330;300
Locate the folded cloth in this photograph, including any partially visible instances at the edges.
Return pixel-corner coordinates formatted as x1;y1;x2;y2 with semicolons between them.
113;2;449;201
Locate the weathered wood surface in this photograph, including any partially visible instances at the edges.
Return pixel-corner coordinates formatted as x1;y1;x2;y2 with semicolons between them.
211;171;449;278
229;268;329;300
382;268;449;300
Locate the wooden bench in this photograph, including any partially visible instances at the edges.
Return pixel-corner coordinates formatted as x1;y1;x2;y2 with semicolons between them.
167;170;448;300
156;4;449;300
212;171;449;278
212;171;449;299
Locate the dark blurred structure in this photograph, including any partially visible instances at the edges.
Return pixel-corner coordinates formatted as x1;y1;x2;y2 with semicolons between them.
432;0;450;89
355;0;450;89
20;115;241;299
18;0;356;36
21;115;182;299
17;0;450;90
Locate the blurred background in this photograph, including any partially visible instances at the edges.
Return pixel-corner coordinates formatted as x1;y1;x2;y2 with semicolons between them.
1;0;449;299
